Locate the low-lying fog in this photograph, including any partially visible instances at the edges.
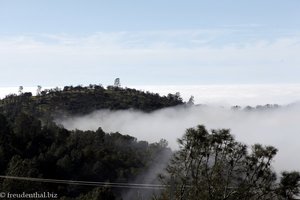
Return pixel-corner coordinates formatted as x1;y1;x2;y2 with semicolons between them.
57;104;300;172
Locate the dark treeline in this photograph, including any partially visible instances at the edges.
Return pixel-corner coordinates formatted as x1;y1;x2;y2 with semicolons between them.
0;112;171;199
0;85;178;199
0;85;299;199
1;112;299;200
231;104;280;111
0;85;183;122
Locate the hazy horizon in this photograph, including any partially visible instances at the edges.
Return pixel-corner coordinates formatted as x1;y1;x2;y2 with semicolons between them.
1;84;300;106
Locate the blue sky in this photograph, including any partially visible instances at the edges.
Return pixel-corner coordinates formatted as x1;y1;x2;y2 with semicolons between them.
0;0;300;86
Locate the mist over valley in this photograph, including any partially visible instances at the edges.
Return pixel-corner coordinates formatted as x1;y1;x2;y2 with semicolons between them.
58;102;300;172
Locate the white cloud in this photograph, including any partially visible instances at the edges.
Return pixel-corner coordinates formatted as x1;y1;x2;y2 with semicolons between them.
0;30;300;85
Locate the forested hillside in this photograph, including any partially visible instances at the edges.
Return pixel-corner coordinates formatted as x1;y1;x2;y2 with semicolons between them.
0;85;180;199
0;85;183;122
0;85;299;200
0;112;171;199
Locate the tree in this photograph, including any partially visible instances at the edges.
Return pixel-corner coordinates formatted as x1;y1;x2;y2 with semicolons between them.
36;85;42;96
175;92;182;101
0;114;12;172
2;155;42;193
278;171;300;199
159;125;300;200
74;188;115;200
18;86;23;94
114;78;121;87
12;113;42;157
187;95;194;106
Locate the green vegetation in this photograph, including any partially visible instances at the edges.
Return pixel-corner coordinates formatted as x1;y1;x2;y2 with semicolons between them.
0;112;171;199
0;85;183;121
0;85;180;199
0;85;299;199
158;125;300;200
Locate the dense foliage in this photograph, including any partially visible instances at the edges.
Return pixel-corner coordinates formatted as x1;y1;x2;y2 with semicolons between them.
0;85;183;122
0;85;299;199
0;112;171;199
159;125;300;200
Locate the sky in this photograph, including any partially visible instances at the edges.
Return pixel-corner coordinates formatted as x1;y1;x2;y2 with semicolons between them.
1;0;300;172
0;0;300;86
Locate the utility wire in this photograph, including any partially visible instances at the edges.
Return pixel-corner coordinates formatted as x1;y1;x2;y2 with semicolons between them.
0;175;167;190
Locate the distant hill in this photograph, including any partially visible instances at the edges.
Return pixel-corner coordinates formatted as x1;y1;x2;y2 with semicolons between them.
0;84;183;121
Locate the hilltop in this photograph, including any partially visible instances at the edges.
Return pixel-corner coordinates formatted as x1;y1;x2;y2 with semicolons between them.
0;84;179;199
0;84;183;121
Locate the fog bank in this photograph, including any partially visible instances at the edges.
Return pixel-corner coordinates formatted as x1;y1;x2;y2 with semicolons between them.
57;104;300;172
133;84;300;106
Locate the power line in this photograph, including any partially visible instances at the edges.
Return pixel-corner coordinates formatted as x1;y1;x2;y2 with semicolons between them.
0;175;167;190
